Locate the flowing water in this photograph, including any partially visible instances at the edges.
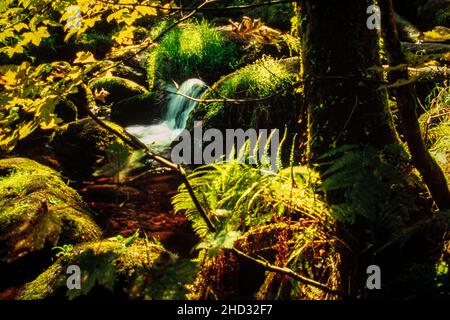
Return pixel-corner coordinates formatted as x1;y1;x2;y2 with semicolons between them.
125;78;208;150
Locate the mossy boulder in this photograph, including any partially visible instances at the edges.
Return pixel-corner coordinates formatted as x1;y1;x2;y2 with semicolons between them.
187;57;300;130
50;118;130;179
147;20;238;87
111;92;165;127
184;57;302;163
19;237;196;300
89;76;148;105
0;158;101;264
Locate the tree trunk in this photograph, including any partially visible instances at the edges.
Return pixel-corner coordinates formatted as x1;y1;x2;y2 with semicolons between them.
298;0;443;298
299;0;398;165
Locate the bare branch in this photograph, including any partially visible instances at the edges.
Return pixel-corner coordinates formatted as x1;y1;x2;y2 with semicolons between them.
232;248;348;298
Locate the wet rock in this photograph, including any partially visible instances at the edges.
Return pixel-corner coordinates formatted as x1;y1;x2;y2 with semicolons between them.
50;118;130;180
111;92;165;127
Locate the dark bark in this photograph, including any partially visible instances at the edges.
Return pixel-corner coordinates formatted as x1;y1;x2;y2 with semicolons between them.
379;0;450;210
298;0;403;298
299;0;398;165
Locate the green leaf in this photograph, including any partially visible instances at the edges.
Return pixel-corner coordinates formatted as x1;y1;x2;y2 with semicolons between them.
196;230;241;257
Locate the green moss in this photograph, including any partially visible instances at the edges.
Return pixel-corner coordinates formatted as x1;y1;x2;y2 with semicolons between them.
147;20;238;87
89;76;148;104
51;118;130;179
0;158;101;263
187;56;299;131
19;237;185;300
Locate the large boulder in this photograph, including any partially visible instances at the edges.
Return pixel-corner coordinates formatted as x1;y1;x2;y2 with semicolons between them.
0;158;101;291
0;158;101;261
50;118;130;179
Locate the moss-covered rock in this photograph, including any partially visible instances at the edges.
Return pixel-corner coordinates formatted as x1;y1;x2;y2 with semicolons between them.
0;158;101;263
89;76;148;105
184;57;302;164
147;20;238;87
50;118;130;179
187;57;299;130
19;237;196;300
111;92;165;127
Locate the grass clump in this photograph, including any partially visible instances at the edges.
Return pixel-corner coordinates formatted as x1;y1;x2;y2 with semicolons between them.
420;83;450;176
147;20;238;87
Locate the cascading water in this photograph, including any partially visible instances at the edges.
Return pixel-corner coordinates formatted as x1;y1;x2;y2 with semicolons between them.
125;78;207;148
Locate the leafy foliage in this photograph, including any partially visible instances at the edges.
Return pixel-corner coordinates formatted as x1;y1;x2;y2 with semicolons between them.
0;0;164;152
196;230;241;257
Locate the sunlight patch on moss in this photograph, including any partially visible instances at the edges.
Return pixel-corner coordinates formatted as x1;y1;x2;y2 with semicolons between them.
0;158;101;262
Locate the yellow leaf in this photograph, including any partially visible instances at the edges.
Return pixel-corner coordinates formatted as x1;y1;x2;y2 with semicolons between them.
135;5;157;16
13;22;28;32
107;9;128;23
73;51;97;64
18;121;37;139
2;69;17;86
40;117;61;130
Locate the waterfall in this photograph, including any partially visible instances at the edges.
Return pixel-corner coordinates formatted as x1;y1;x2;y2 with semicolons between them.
125;78;207;147
164;78;208;130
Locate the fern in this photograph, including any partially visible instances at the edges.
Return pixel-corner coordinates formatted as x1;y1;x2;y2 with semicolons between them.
172;141;330;239
321;144;422;248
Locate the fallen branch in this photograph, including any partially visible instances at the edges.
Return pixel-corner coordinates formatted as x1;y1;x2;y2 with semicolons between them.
232;248;348;298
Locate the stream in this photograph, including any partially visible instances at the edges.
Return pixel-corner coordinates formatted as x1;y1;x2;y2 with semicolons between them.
82;79;209;258
125;78;208;151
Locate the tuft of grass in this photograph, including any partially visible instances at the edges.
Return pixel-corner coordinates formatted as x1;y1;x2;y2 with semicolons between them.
419;82;450;169
147;20;238;87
